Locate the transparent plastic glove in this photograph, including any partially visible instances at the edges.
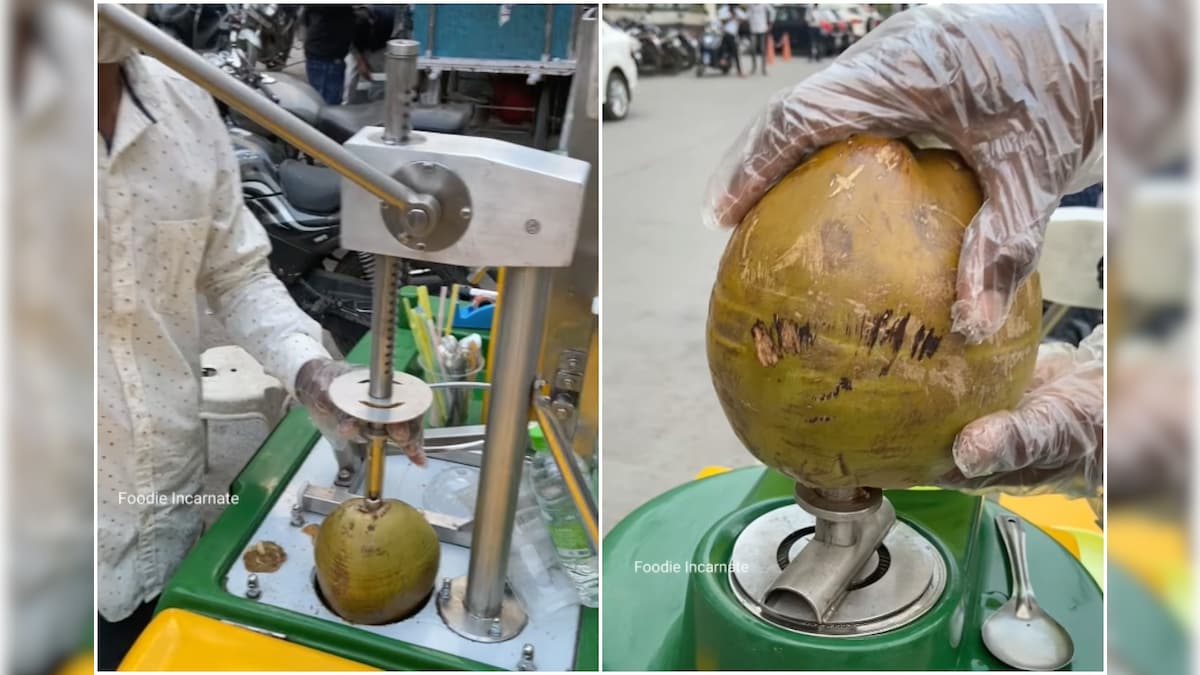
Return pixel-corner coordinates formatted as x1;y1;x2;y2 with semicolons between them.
938;325;1104;497
703;4;1104;344
295;358;427;466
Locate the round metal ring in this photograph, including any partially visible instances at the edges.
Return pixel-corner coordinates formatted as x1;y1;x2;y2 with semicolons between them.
382;161;472;252
327;369;433;425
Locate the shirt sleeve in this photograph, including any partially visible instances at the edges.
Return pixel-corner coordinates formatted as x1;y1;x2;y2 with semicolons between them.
197;103;331;393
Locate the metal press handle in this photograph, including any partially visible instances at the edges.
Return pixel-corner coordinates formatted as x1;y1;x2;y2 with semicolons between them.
97;4;424;213
995;514;1036;616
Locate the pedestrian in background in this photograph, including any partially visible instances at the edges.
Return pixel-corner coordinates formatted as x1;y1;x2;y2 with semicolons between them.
345;4;398;103
807;4;823;63
716;4;746;77
747;4;775;76
303;4;355;105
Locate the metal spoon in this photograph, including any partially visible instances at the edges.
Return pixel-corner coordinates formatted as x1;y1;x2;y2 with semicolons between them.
983;514;1074;671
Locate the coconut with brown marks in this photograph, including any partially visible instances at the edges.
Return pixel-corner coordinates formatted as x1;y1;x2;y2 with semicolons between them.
707;136;1041;488
314;497;439;624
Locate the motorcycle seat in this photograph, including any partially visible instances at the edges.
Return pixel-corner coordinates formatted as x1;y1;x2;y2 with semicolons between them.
278;159;340;215
317;101;474;144
316;101;384;144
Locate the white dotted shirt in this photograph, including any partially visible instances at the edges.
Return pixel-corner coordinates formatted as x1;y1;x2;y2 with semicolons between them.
97;54;329;621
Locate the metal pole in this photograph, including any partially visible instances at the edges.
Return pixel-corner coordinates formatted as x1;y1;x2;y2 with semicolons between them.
383;40;420;144
97;3;422;213
464;267;550;619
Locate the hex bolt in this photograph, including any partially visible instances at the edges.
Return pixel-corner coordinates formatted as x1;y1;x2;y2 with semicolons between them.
337;468;352;480
488;617;503;638
290;503;304;527
406;208;430;231
524;219;541;235
439;578;452;603
517;644;536;671
246;574;262;600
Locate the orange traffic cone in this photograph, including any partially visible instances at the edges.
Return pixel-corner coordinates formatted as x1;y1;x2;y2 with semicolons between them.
781;33;792;61
766;34;776;65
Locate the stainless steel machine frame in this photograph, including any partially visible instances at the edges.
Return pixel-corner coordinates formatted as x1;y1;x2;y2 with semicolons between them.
99;2;599;650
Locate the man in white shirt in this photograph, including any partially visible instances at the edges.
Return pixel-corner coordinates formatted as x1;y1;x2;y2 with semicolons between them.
96;15;424;668
716;4;746;77
747;4;775;76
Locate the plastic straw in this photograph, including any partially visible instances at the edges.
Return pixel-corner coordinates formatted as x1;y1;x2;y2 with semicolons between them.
445;283;461;335
436;286;448;339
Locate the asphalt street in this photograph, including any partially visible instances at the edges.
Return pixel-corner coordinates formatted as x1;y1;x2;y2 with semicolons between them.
602;54;828;531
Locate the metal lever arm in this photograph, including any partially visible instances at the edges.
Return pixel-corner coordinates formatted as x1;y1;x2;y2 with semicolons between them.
98;4;427;214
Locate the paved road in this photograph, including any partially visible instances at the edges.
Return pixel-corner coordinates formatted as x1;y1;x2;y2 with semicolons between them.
602;56;827;531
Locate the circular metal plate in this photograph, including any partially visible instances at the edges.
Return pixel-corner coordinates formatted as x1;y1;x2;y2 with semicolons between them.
382;161;472;252
328;369;433;424
437;575;528;643
729;503;946;637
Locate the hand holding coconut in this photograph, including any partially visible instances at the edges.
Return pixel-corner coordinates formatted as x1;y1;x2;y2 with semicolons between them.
941;326;1104;497
703;5;1104;498
703;3;1104;345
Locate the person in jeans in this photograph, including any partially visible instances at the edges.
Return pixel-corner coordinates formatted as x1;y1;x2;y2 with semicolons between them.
807;4;823;63
716;4;746;77
303;5;355;105
747;4;775;75
344;4;398;103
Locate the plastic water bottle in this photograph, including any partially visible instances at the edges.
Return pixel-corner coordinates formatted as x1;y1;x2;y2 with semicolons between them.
528;423;598;607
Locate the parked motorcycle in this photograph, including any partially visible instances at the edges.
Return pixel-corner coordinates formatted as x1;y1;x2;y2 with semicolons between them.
615;18;693;74
696;26;732;76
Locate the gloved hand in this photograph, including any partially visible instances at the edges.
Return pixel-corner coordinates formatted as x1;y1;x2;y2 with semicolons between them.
295;358;427;466
703;4;1104;344
938;325;1103;497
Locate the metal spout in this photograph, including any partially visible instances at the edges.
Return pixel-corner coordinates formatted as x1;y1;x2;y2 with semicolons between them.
763;488;896;623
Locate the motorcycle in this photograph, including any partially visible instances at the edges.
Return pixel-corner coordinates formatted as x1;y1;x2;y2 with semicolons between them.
616;18;693;74
696;26;732;77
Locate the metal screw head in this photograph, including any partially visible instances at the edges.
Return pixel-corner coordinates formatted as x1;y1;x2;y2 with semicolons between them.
439;578;451;601
459;206;473;220
524;219;541;234
420;162;435;172
290;503;304;526
552;403;572;419
517;644;536;670
337;468;352;479
488;617;502;637
565;357;582;371
416;242;427;251
246;574;262;599
406;208;430;231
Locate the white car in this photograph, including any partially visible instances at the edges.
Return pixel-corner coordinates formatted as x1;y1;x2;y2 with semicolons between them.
601;20;639;121
838;5;883;39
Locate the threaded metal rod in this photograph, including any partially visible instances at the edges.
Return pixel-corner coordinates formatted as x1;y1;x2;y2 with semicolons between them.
368;255;400;401
364;255;401;505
